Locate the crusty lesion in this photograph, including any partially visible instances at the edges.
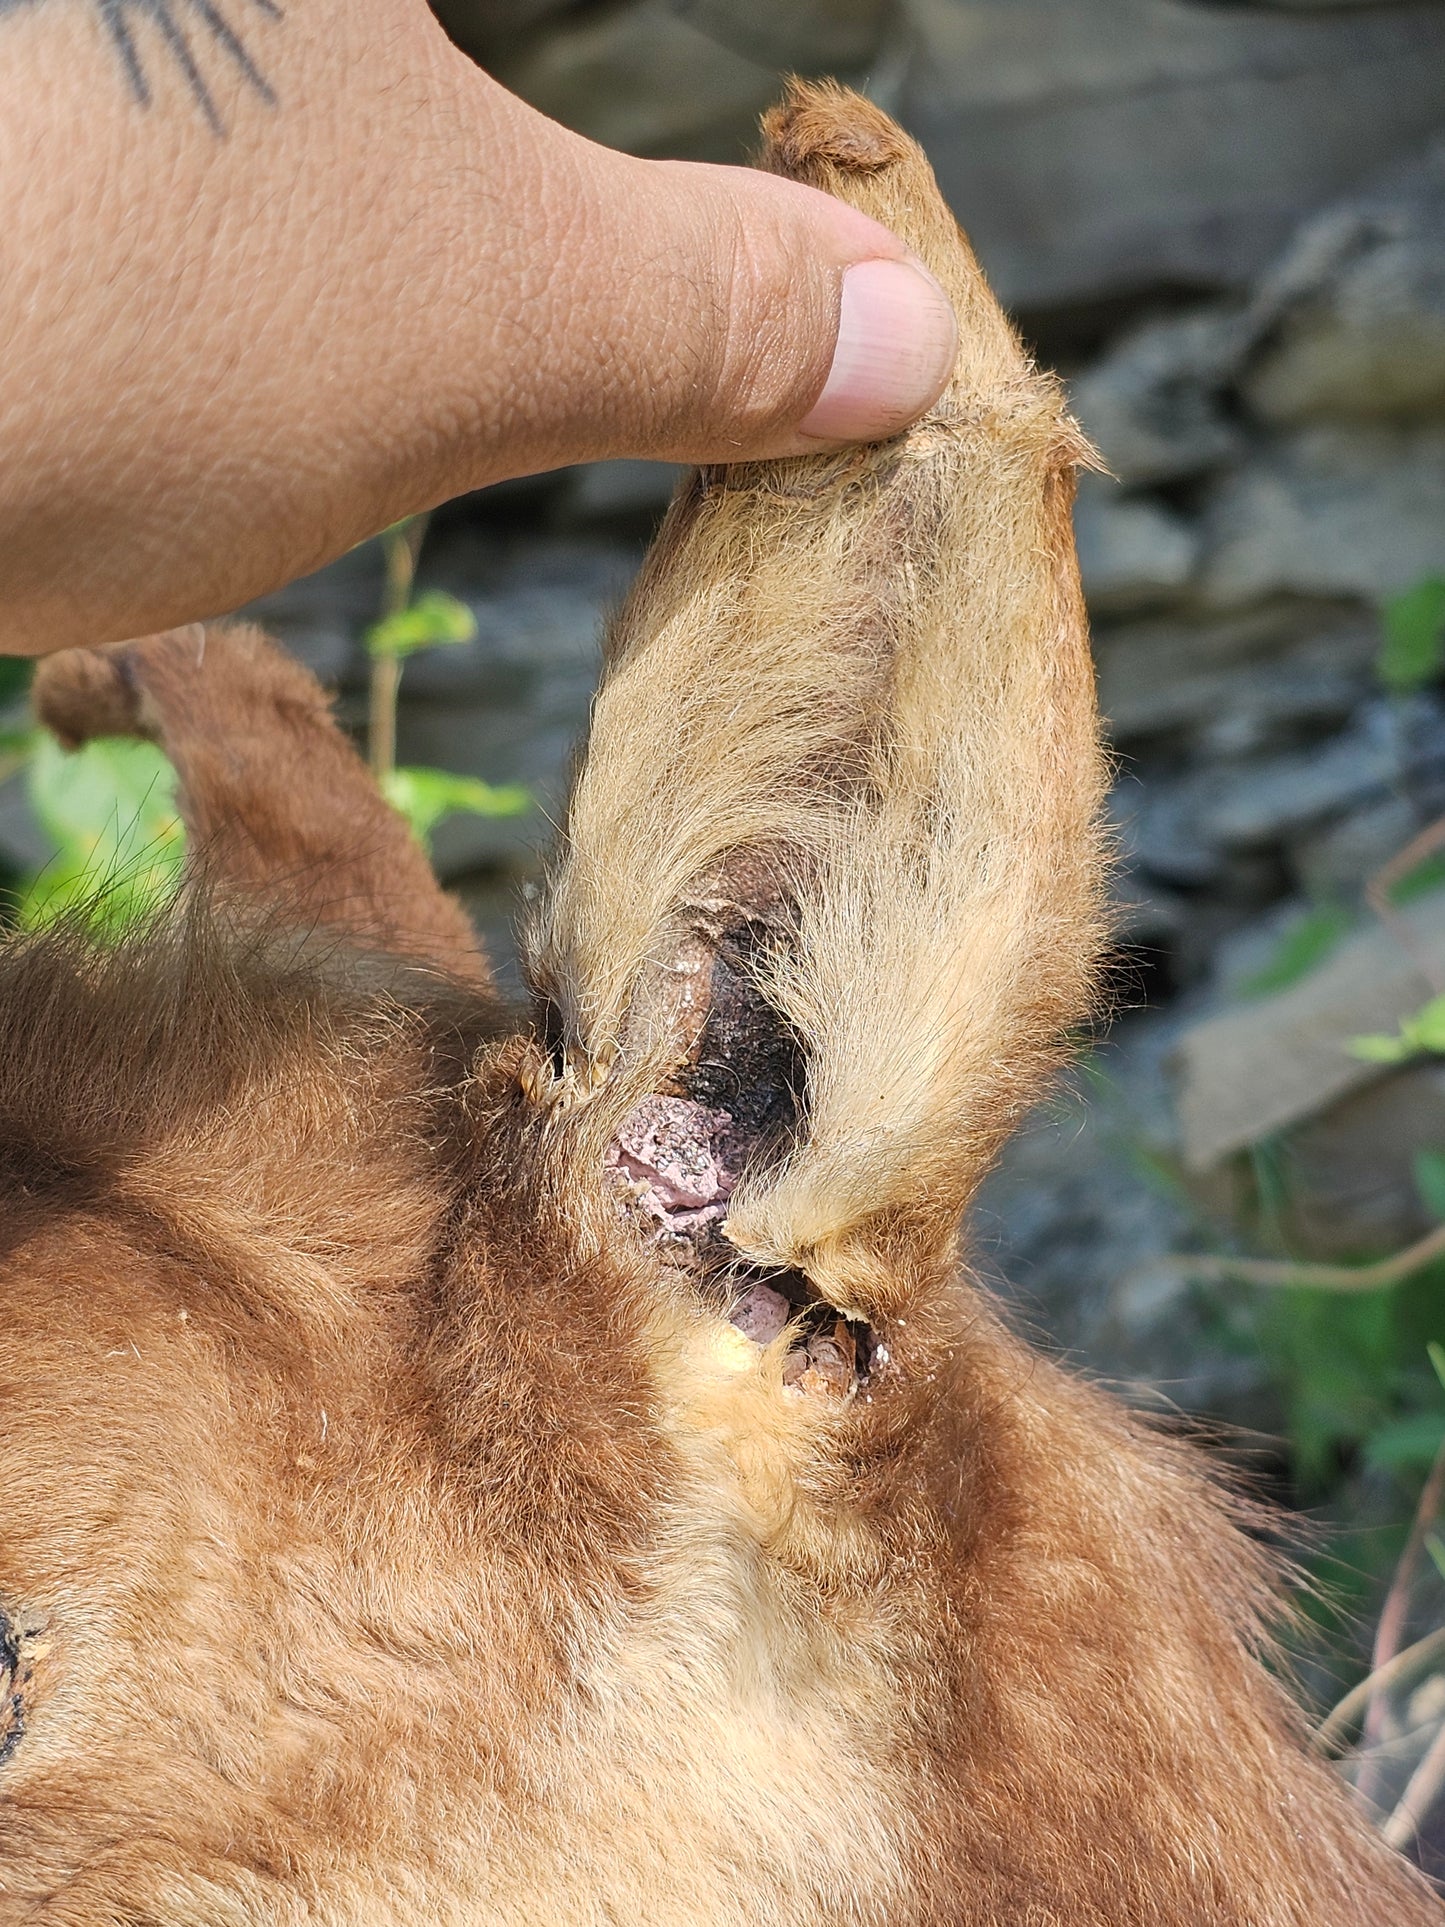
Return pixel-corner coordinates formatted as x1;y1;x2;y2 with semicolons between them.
526;87;1107;1404
0;1604;51;1770
578;852;878;1401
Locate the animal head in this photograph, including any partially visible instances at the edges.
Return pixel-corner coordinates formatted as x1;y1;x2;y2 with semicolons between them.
0;80;1434;1927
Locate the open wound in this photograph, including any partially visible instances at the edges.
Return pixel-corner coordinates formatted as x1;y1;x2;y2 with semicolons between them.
0;1606;47;1770
602;862;877;1399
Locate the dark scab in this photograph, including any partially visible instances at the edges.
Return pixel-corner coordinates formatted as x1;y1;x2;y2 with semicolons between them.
599;849;882;1398
728;1269;880;1400
0;1605;45;1768
682;924;803;1161
0;1610;25;1767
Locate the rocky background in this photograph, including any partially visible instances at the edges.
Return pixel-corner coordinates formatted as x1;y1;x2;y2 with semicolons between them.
15;0;1445;1478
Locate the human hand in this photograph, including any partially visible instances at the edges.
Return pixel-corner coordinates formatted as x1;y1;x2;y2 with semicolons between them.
0;0;957;653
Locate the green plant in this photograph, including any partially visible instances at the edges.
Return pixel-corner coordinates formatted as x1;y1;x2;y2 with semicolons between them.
1377;576;1445;695
0;520;531;927
1384;850;1445;909
19;730;184;932
1349;991;1445;1066
1240;902;1354;997
0;663;186;933
0;657;31;709
1195;1148;1445;1498
365;517;529;848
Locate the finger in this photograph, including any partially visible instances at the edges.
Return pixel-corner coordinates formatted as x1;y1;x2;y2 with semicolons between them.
413;78;960;475
0;5;956;654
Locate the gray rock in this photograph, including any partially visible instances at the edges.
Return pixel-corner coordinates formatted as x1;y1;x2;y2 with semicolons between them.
1073;475;1198;613
429;0;581;64
397;704;572;876
1172;887;1445;1169
453;870;529;994
1201;726;1396;850
1309;1059;1445;1250
377;537;639;876
1111;771;1232;888
1243;141;1445;424
399;539;634;702
1094;602;1377;747
1198;424;1445;607
1069;310;1247;487
240;541;385;684
1232;1057;1445;1261
489;0;788;161
1207;895;1339;1000
467;0;1445;310
1110;867;1189;953
560;459;684;526
975;1010;1275;1424
0;779;56;875
481;0;899;159
1112;773;1224;890
1115;712;1411;906
1114;774;1286;911
901;0;1445;313
1289;792;1419;898
661;0;895;73
1239;0;1442;8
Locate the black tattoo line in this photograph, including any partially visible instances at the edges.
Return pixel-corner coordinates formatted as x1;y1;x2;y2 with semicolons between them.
0;0;282;133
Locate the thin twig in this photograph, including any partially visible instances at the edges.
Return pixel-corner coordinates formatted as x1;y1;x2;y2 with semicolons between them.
1383;1714;1445;1850
1358;1437;1445;1809
368;513;429;784
1155;1221;1445;1295
369;653;401;783
1317;1626;1445;1755
1366;811;1445;998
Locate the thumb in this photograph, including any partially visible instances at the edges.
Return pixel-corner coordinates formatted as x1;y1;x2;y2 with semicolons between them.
419;76;960;480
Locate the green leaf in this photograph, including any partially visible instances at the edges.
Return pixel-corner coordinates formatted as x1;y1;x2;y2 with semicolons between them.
1364;1411;1445;1473
382;765;530;848
20;733;184;932
1410;993;1445;1053
1255;1285;1401;1492
365;591;476;661
1388;851;1445;909
1379;577;1445;694
1348;1031;1415;1064
1429;1340;1445;1394
1428;1532;1445;1585
1415;1151;1445;1223
1241;903;1353;997
1347;993;1445;1063
0;657;31;707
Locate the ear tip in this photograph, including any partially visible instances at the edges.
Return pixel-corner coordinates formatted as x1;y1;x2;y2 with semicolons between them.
759;79;916;182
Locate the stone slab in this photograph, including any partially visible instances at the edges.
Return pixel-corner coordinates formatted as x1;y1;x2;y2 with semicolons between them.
1173;890;1445;1170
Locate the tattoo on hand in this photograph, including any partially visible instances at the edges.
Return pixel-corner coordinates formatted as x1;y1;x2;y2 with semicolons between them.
0;0;282;132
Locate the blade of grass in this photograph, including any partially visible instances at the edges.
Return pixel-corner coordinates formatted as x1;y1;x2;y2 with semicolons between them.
1382;1715;1445;1850
368;514;429;783
1359;1433;1445;1809
1316;1626;1445;1756
1151;1221;1445;1294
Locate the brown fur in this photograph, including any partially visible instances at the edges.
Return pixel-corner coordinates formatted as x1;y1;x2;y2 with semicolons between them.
0;82;1435;1925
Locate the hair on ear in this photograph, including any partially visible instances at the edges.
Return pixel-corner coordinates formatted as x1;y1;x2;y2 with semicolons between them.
528;79;1108;1315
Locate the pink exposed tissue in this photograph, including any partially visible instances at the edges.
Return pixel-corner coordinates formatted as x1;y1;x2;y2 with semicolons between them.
605;1094;738;1236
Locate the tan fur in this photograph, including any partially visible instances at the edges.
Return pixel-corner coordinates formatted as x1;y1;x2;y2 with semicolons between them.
0;82;1436;1927
531;91;1105;1316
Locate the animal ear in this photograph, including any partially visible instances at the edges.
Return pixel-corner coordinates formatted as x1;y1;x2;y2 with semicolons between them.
526;81;1107;1311
33;626;491;987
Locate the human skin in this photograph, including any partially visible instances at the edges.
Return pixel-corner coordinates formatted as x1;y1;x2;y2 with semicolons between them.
0;0;958;655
